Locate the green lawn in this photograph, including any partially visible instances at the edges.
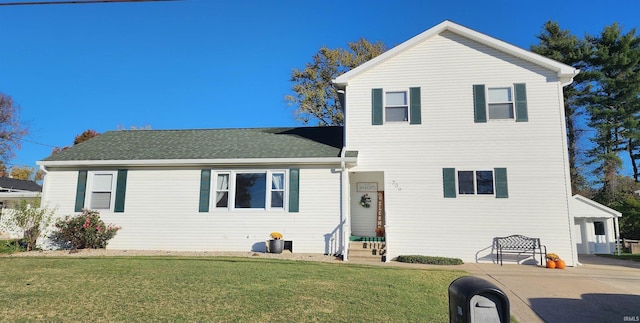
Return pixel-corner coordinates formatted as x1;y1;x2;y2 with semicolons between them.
0;256;466;322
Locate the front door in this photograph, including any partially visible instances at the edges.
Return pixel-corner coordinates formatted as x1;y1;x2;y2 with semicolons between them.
349;172;384;237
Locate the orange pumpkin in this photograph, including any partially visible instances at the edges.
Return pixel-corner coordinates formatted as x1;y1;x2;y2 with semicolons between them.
546;260;556;269
556;259;566;269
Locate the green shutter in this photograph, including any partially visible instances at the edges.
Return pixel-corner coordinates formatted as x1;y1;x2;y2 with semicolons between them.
443;168;456;198
409;87;422;125
514;83;528;122
74;170;88;212
473;84;487;123
495;168;509;198
372;88;383;125
289;168;300;212
199;169;211;212
114;169;128;213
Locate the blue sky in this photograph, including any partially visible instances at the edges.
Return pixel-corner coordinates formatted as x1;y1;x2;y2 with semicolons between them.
1;0;639;173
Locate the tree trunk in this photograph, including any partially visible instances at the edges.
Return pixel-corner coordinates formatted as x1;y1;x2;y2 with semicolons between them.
629;141;639;182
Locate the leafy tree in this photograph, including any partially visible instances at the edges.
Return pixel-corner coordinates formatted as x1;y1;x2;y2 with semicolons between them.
73;129;99;145
52;129;100;154
285;38;386;126
9;165;34;180
0;93;28;163
593;176;640;239
585;24;640;198
531;21;593;194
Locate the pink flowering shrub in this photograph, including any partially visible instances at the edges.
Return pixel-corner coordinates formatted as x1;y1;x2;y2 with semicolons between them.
53;209;121;249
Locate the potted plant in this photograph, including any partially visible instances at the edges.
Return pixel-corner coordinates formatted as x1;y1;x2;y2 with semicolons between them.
268;232;284;254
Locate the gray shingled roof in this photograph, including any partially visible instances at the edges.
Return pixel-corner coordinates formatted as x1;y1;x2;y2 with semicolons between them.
42;127;344;162
0;177;42;192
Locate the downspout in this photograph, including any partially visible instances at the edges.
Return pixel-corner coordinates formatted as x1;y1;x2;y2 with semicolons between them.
340;147;349;261
38;164;48;201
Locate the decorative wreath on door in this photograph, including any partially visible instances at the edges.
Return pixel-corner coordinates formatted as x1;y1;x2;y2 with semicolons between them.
360;194;371;208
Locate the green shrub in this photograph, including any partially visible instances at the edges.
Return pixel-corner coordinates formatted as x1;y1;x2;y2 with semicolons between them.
0;239;24;254
52;209;121;249
0;199;55;251
396;255;464;265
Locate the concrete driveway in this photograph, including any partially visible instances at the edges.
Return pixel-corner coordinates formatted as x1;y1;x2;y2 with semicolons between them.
461;255;640;322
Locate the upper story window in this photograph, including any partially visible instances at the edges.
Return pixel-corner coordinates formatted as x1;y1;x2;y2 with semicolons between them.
385;91;409;122
372;87;421;125
487;87;514;119
89;171;116;209
473;83;528;123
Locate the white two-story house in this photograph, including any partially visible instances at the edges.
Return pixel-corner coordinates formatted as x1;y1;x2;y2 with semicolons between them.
38;21;581;265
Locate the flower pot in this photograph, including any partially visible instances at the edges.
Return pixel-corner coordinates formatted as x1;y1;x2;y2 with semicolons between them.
268;239;284;254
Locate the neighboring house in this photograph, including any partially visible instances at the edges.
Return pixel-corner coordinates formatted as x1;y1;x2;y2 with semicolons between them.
39;21;587;265
572;194;621;255
0;177;42;206
0;177;42;239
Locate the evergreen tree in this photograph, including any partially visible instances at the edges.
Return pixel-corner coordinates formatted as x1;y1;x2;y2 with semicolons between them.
585;24;640;201
531;21;593;194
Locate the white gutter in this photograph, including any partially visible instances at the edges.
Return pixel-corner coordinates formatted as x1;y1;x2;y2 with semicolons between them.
37;157;357;168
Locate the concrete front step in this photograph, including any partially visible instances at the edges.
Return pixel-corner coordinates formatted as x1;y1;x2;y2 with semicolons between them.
348;241;386;262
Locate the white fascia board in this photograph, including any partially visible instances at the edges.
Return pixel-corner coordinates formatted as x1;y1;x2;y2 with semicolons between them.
332;20;578;86
0;192;40;199
37;157;358;168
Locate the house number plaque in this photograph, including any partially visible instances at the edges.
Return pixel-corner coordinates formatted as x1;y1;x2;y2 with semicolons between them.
357;182;377;192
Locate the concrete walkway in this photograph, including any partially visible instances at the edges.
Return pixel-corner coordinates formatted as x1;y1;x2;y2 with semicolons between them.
458;255;640;323
350;255;639;322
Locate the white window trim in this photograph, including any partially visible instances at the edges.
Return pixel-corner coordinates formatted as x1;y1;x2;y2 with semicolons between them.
486;85;515;121
87;170;117;211
456;170;495;196
384;89;410;123
212;169;288;212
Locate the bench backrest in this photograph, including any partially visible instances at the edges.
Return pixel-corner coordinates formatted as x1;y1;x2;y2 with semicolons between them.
495;235;540;249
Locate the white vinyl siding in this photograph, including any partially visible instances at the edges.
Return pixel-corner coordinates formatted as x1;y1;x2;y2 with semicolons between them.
343;30;574;263
41;167;342;254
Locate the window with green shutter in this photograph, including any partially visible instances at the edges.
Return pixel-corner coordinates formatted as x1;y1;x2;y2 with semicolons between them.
372;87;421;125
443;168;456;198
199;169;211;212
443;167;509;198
494;168;509;198
114;170;128;213
372;88;383;125
77;170;127;212
205;169;296;212
514;83;528;122
74;170;88;212
474;84;528;122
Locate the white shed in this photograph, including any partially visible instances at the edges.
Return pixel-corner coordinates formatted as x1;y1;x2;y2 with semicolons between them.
572;194;622;255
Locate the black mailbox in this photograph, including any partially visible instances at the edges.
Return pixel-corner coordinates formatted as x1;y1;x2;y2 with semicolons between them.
448;276;509;323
